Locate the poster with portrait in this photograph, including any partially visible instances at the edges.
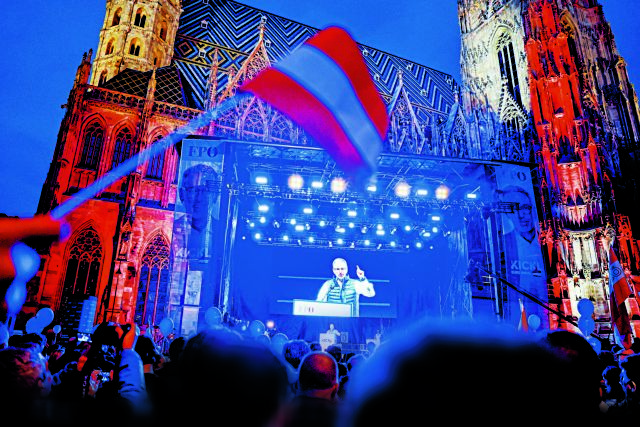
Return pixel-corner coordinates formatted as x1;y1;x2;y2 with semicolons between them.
495;165;548;329
168;137;224;336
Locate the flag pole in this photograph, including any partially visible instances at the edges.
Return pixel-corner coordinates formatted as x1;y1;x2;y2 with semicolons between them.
51;94;247;220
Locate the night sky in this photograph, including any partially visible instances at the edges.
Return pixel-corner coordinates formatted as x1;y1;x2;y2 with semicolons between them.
0;0;637;217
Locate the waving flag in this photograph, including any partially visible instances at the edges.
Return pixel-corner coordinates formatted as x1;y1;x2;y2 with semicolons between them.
518;298;529;332
609;246;633;346
240;26;389;181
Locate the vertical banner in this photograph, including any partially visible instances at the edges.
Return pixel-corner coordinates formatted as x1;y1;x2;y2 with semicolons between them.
169;137;224;337
495;165;548;330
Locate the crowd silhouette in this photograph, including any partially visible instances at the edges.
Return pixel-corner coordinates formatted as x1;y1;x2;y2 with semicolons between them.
2;315;640;426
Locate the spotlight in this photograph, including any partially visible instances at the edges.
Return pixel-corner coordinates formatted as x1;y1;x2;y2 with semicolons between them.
337;238;344;245
295;224;304;232
348;222;355;228
272;220;280;228
377;243;382;249
288;174;304;190
319;220;326;227
376;229;385;236
416;189;428;196
254;233;262;240
255;176;268;185
331;177;348;193
290;218;297;225
361;226;368;233
435;184;450;200
303;207;313;214
390;227;397;235
283;235;289;241
466;193;477;199
431;215;441;221
394;181;411;198
311;180;324;189
390;241;396;247
364;239;370;246
415;241;423;248
242;236;246;240
336;226;346;233
308;236;315;243
259;216;266;224
404;225;411;232
258;204;269;212
367;184;377;192
350;242;355;248
432;227;438;233
390;213;400;220
305;223;311;230
249;222;255;228
376;224;383;230
266;320;275;329
347;210;357;217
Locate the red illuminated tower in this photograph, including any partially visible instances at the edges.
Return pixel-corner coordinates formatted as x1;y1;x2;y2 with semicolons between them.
459;0;640;339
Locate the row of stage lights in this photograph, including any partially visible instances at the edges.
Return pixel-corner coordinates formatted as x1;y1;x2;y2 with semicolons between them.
252;173;480;200
241;205;449;251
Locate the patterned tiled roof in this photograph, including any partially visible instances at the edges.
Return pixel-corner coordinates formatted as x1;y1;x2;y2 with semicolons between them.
100;65;198;107
174;0;456;113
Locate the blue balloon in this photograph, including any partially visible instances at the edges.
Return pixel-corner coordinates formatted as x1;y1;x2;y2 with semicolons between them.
249;320;266;337
577;299;595;317
11;242;40;282
271;333;289;353
5;280;27;317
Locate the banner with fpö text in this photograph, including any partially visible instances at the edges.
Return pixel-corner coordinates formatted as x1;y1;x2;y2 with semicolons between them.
168;137;225;338
495;164;548;330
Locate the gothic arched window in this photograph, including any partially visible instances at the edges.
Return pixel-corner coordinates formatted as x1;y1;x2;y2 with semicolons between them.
159;23;167;41
111;127;133;168
134;9;146;28
496;33;522;107
146;136;165;180
129;39;141;57
111;8;121;27
78;121;104;170
60;228;102;306
105;40;114;55
134;235;170;326
99;71;108;86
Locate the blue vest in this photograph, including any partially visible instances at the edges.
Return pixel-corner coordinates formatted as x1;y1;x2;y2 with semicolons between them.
326;276;358;316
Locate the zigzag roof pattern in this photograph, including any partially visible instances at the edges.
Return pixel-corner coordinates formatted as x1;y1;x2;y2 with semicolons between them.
173;0;457;116
100;65;199;107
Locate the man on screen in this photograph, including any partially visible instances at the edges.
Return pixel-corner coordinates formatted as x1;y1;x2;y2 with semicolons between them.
316;258;375;317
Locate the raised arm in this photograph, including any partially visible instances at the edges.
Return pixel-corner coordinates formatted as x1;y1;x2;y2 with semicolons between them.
355;265;375;297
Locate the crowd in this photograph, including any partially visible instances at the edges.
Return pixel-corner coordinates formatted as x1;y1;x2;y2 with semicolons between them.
2;316;640;426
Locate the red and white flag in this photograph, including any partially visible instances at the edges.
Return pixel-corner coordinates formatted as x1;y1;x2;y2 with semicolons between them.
518;298;529;332
609;247;633;345
240;26;389;181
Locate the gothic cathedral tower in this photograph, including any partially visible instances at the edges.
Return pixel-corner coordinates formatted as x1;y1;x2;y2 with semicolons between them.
91;0;181;85
458;0;640;340
35;0;200;338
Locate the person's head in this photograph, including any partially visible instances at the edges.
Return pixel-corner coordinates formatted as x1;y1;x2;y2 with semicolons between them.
500;186;534;238
329;323;335;330
326;344;342;363
168;336;186;362
0;347;52;406
282;339;311;369
345;318;604;426
297;351;339;400
134;335;162;368
332;258;348;280
178;164;218;231
309;341;322;352
175;328;289;425
619;353;640;401
602;365;623;393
